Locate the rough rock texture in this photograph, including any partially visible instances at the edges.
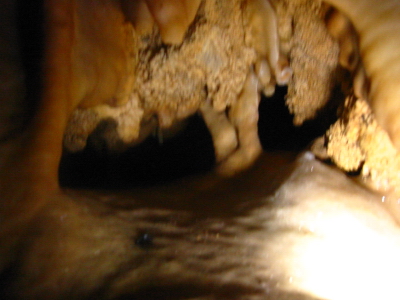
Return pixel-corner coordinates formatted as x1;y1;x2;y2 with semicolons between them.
61;0;400;190
62;0;342;177
64;0;339;151
307;4;400;196
280;0;400;196
313;94;400;195
136;0;255;120
274;0;339;125
64;0;257;152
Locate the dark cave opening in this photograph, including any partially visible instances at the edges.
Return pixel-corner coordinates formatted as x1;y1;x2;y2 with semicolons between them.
59;86;338;189
12;0;340;190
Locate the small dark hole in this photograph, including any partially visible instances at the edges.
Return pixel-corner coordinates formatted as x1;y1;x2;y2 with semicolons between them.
135;233;154;248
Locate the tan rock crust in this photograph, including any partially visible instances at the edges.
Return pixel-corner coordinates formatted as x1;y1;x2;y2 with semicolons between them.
60;0;400;187
276;0;339;125
64;0;257;153
63;0;340;174
314;95;400;195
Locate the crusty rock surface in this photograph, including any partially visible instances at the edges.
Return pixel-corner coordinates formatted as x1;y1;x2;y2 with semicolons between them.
61;0;400;188
64;0;257;152
274;0;339;125
63;0;342;174
64;0;340;151
313;95;400;195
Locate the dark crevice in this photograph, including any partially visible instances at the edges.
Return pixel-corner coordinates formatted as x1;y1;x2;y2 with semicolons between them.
59;115;215;189
60;86;339;189
16;0;45;127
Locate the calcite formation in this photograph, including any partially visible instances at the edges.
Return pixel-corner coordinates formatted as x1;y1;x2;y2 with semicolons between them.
64;0;337;175
310;4;400;197
313;95;400;196
65;0;264;174
62;0;400;188
274;0;339;125
3;0;400;297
